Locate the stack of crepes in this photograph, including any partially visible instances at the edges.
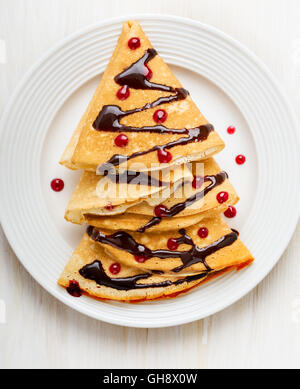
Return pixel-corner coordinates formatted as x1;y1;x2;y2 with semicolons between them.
58;21;254;302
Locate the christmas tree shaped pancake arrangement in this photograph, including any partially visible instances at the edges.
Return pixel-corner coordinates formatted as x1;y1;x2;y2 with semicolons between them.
58;21;254;302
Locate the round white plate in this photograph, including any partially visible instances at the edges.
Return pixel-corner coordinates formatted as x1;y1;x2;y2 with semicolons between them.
0;15;299;328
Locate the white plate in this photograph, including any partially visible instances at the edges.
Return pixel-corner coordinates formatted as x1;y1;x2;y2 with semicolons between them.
0;15;299;328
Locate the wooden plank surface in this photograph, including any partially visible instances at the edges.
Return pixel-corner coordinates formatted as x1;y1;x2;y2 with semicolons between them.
0;0;300;368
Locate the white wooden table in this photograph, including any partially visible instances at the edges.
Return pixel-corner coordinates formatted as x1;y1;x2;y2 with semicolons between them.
1;0;300;369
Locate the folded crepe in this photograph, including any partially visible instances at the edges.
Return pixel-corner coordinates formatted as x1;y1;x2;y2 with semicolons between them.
60;20;224;172
86;212;215;233
58;231;252;302
66;158;238;232
65;163;193;224
58;234;208;302
86;215;254;275
85;158;239;232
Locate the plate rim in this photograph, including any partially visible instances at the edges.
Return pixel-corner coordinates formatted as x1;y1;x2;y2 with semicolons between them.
0;13;299;328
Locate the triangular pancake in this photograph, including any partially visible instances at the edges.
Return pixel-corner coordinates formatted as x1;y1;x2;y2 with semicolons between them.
65;164;192;224
86;215;254;274
58;234;209;301
60;21;224;172
86;211;215;233
85;158;239;232
66;158;238;231
58;233;251;302
127;158;237;216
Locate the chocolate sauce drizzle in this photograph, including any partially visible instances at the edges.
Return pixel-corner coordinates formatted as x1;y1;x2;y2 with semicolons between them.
137;171;228;233
172;229;237;273
115;48;175;92
104;124;213;168
93;89;189;133
92;49;214;168
79;259;207;291
66;280;82;297
86;225;238;273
